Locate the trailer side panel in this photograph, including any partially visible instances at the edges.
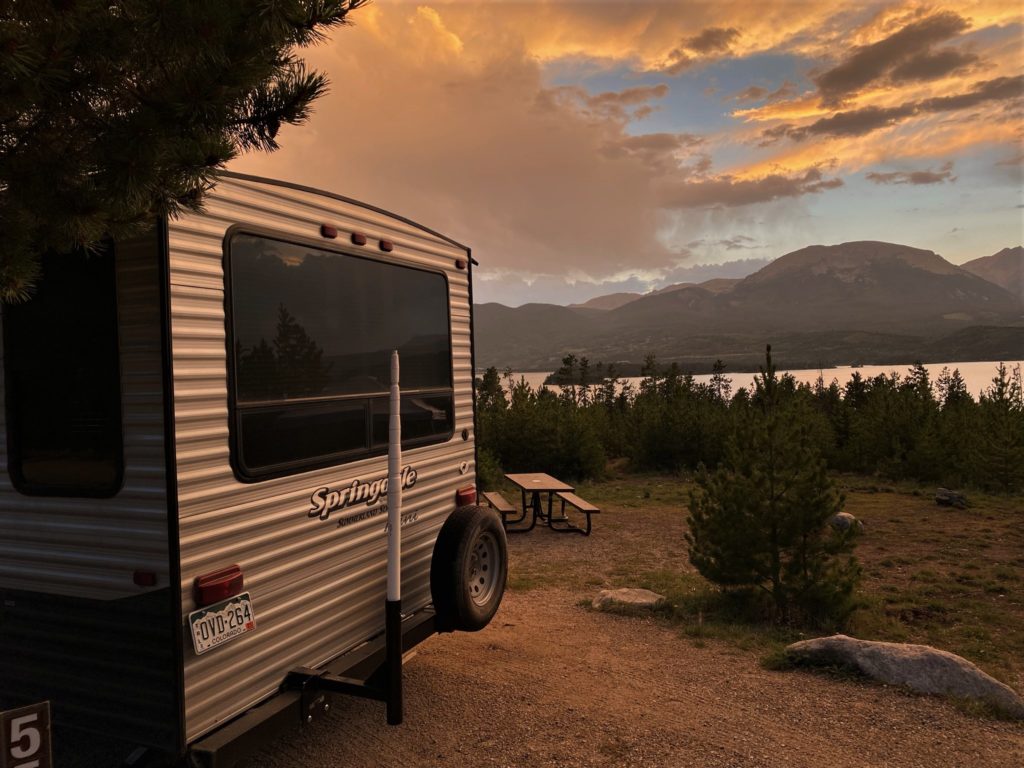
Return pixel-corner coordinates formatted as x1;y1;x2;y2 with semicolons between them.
0;230;179;750
170;176;475;740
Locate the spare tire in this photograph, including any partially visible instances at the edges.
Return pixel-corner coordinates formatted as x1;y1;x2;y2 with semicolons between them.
431;505;508;632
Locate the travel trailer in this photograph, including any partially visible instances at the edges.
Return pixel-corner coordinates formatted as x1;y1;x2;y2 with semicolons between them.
0;172;507;767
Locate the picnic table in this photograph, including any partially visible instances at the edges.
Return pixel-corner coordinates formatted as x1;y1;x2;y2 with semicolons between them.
489;473;598;535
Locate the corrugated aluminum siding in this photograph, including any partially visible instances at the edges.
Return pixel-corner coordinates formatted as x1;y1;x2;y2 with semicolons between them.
0;232;179;752
171;175;475;741
0;231;170;599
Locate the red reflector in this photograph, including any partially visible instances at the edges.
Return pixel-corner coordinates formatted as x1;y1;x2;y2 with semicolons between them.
456;486;477;507
351;232;367;246
379;239;394;252
195;564;244;607
133;570;157;587
455;259;467;270
320;224;338;239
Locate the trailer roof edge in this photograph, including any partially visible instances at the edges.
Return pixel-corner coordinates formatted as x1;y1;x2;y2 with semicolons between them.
215;171;472;255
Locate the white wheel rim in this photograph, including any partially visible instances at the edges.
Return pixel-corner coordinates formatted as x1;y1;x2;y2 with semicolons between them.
467;530;500;607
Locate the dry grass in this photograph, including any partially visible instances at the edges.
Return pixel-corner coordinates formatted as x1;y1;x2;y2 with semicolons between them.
497;471;1024;695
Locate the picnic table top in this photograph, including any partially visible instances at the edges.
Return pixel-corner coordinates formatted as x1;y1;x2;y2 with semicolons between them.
504;473;575;493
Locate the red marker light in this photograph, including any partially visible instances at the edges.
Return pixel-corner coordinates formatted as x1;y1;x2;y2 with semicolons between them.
351;232;367;246
320;224;338;239
379;239;394;252
194;564;244;607
456;486;477;507
455;259;467;270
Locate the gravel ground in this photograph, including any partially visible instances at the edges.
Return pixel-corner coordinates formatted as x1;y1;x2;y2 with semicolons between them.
243;585;1023;768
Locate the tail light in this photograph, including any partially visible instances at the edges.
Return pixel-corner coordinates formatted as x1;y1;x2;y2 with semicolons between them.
194;564;244;607
456;486;477;507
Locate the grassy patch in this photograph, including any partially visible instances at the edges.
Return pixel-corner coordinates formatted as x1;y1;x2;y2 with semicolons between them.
504;472;1024;697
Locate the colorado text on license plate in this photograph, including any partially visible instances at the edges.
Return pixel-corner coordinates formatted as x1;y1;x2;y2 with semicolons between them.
188;593;256;655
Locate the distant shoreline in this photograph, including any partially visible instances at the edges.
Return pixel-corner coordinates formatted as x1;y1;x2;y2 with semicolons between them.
473;360;1024;397
522;354;1023;384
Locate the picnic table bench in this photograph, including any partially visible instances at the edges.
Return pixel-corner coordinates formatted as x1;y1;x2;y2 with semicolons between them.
480;490;516;524
481;474;599;536
554;491;599;536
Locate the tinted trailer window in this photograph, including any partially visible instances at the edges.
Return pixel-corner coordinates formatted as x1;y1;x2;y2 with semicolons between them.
3;245;123;496
226;232;454;479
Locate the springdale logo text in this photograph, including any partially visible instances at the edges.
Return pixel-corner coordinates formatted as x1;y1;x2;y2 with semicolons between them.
308;465;418;522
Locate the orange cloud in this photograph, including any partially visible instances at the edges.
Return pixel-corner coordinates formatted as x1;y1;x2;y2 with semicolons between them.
230;1;1023;283
233;4;676;278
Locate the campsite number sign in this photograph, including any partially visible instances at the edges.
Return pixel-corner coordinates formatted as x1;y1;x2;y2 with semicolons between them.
0;701;52;768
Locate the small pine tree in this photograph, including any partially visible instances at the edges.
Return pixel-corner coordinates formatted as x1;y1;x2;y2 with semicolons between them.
974;363;1024;492
475;367;505;413
686;345;860;625
709;359;732;402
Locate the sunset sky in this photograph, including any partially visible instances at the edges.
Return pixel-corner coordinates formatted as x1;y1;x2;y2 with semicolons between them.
233;0;1024;306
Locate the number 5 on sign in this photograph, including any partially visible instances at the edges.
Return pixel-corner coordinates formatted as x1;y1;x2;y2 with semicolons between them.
0;702;51;768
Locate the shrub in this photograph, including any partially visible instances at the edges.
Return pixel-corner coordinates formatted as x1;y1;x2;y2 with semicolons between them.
686;347;860;626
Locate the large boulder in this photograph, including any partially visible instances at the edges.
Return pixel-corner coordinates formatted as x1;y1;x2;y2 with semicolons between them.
828;512;864;533
935;488;969;508
785;634;1024;719
592;588;665;611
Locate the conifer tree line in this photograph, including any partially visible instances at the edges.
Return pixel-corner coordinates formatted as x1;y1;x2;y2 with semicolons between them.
475;356;1024;494
0;0;367;301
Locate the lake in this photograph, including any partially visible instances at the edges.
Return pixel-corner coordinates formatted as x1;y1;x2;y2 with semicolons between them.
501;360;1024;399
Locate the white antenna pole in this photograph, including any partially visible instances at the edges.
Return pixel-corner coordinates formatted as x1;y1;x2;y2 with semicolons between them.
387;350;402;602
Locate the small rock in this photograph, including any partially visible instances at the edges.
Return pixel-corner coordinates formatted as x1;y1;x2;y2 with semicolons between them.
592;588;665;611
829;512;864;533
935;488;968;508
785;634;1024;719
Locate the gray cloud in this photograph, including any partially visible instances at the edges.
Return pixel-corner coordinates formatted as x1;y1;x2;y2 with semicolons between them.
661;26;740;75
588;84;670;108
735;85;767;101
663;51;693;75
541;84;671;122
917;74;1023;112
763;105;915;143
866;161;956;185
689;235;762;250
890;48;978;82
815;11;973;105
600;132;705;171
684;26;741;54
762;74;1024;143
733;80;797;103
657;167;843;209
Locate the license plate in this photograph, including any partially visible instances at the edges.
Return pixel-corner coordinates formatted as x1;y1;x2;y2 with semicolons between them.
188;593;257;656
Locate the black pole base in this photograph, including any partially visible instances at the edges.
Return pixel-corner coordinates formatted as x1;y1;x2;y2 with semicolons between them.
385;598;403;725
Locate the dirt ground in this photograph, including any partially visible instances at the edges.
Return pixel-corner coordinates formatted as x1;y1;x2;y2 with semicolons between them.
246;479;1024;768
245;585;1022;768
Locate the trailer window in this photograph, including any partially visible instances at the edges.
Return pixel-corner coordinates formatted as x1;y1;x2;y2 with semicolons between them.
227;232;454;479
3;246;123;496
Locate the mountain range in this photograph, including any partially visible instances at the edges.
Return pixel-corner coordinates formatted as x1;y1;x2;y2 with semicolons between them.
474;241;1024;372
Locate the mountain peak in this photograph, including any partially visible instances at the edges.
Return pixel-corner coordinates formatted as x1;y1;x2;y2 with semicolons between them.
961;246;1023;301
569;292;641;310
747;241;959;284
